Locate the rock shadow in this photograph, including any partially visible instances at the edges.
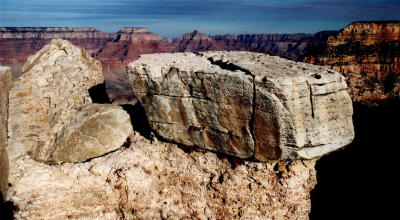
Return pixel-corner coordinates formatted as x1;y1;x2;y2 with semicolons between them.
121;103;152;140
88;81;111;104
310;99;400;219
0;196;18;220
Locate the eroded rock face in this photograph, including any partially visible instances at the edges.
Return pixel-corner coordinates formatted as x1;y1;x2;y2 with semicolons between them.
0;66;12;201
7;39;111;162
8;133;317;219
128;53;255;158
128;51;354;161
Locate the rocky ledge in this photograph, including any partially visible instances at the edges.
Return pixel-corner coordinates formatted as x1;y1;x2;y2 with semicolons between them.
2;40;355;219
9;133;317;219
128;51;354;161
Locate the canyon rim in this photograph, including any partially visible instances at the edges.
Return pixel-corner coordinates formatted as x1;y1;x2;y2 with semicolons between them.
0;20;399;219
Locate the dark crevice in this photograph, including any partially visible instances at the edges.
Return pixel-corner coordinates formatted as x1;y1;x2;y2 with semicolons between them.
88;81;111;104
308;82;315;118
218;175;224;184
113;34;121;42
121;103;152;140
0;198;18;220
206;57;253;76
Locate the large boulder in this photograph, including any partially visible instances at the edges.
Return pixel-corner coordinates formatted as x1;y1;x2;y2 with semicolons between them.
7;39;131;163
0;66;12;201
128;51;354;161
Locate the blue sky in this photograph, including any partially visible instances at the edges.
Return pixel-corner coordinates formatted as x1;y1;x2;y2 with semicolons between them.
1;0;399;38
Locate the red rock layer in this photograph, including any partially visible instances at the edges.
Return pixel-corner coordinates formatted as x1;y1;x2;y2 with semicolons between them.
0;27;337;102
304;21;400;105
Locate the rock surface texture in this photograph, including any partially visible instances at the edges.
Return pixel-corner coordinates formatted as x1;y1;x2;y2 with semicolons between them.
0;66;12;201
128;51;354;161
48;104;132;164
7;39;131;163
8;133;317;219
304;21;400;105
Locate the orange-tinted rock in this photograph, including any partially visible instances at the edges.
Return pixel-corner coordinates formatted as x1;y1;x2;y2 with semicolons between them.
9;133;318;219
304;21;400;106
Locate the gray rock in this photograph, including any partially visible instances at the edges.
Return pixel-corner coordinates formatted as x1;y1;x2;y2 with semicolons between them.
0;66;12;201
128;51;354;161
48;104;132;164
128;53;254;158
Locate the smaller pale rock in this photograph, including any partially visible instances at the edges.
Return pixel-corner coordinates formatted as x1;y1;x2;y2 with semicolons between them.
48;104;132;164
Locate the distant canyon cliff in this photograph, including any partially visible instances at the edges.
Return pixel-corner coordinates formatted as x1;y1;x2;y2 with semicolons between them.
0;27;334;70
1;21;399;106
304;21;400;105
0;27;335;102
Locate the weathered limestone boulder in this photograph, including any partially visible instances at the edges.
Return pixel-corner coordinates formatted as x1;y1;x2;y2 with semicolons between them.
0;66;12;201
8;133;317;219
128;51;354;161
7;39;131;163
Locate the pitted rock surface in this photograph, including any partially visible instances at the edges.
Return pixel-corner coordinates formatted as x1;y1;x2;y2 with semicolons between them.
7;39;130;163
0;66;12;201
128;51;354;161
8;133;317;219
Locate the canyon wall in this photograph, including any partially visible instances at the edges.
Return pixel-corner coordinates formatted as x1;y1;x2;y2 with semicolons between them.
0;27;336;71
0;27;337;102
304;21;400;105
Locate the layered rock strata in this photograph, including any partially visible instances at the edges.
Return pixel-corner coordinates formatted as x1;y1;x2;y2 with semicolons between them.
128;51;354;161
8;132;317;219
0;66;12;202
304;21;400;105
0;27;338;103
7;39;132;163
